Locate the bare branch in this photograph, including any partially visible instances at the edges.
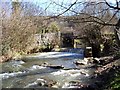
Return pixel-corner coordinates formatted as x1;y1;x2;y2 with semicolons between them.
51;0;78;17
104;0;120;10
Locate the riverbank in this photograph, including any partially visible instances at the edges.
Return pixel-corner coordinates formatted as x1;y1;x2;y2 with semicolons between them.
0;54;22;63
0;55;12;63
72;57;120;90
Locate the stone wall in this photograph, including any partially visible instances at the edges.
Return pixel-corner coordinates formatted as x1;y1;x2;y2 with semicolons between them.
34;33;58;47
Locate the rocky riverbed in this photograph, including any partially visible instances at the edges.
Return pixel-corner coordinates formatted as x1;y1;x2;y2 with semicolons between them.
1;52;120;89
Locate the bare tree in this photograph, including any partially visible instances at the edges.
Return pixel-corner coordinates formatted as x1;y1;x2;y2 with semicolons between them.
1;1;45;61
46;0;120;57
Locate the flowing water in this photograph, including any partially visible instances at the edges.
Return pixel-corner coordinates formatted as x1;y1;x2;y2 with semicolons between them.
1;49;95;88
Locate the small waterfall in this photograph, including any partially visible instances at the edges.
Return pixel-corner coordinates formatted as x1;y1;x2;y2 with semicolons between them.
62;48;84;59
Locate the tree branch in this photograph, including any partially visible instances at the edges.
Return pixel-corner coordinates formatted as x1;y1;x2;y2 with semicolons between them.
104;0;120;10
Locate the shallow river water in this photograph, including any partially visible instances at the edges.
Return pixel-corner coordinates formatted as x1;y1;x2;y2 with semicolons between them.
0;50;95;88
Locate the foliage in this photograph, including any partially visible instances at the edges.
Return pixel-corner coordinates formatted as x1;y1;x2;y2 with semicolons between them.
83;24;102;45
48;22;60;32
107;71;120;90
37;22;60;33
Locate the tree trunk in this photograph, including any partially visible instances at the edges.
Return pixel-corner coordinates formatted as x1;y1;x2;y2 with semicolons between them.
114;29;120;47
103;39;111;56
115;19;120;47
92;43;101;58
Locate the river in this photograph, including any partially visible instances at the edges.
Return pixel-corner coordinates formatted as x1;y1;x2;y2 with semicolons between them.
0;49;95;88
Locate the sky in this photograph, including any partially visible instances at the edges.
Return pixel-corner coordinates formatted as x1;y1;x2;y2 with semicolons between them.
0;0;116;3
29;0;119;15
1;0;119;16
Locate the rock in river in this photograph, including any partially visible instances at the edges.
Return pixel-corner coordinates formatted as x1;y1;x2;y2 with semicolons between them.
47;65;64;69
74;61;87;65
